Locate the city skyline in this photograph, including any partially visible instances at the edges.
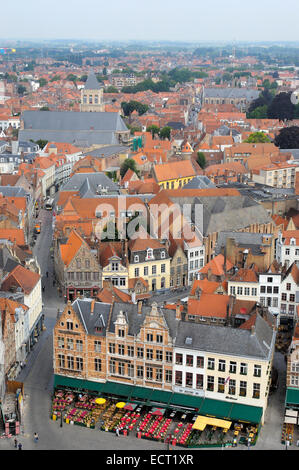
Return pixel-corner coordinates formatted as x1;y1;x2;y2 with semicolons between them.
2;0;299;43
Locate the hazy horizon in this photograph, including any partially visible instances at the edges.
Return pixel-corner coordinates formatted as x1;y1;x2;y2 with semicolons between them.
2;0;299;43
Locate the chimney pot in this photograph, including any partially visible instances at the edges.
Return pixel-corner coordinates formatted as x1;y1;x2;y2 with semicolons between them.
176;303;181;321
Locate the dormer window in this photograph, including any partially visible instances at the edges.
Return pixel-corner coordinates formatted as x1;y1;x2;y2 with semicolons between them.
146;248;154;260
112;262;119;271
291;238;296;246
118;329;125;338
161;251;165;259
134;255;139;263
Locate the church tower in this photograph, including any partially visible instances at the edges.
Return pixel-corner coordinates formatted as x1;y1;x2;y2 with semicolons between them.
80;71;104;112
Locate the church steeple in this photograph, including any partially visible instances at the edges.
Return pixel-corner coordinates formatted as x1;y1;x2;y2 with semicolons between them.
80;71;104;112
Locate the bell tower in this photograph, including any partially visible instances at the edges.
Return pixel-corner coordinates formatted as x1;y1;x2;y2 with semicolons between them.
80;71;104;112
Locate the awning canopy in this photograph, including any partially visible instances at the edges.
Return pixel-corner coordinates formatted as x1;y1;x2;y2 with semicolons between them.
101;381;134;397
199;398;233;419
286;388;299;407
53;376;263;424
54;375;105;393
229;403;263;424
284;416;297;424
193;415;231;431
285;409;298;418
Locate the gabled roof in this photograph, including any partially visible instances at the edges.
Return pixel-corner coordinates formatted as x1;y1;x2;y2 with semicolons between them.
199;254;234;276
1;264;40;295
154;160;196;182
60;230;86;266
230;268;259;283
283;262;299;285
190;279;223;295
188;294;231;318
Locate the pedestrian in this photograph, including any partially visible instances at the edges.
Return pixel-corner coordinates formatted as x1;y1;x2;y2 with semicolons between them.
46;271;48;278
14;438;18;448
34;432;38;443
116;426;120;437
18;442;22;450
42;285;45;292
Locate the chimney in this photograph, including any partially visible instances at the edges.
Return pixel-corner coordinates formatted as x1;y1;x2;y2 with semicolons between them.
195;287;202;300
137;300;143;315
250;324;255;336
176;303;181;321
90;299;95;315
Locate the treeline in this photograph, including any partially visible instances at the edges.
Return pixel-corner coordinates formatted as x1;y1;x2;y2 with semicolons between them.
121;68;208;94
247;90;299;121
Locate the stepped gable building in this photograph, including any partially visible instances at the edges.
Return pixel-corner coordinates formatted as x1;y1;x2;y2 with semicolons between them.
53;299;276;424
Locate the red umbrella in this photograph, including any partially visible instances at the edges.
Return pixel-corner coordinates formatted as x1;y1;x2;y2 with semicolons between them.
124;403;137;411
151;408;164;416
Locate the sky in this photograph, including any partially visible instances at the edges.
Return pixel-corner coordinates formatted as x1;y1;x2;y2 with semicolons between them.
2;0;299;43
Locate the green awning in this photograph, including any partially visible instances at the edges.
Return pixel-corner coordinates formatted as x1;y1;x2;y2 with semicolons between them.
54;375;104;393
229;403;263;424
199;398;233;419
130;386;153;400
149;390;173;405
286;387;299;407
170;393;203;410
101;381;134;397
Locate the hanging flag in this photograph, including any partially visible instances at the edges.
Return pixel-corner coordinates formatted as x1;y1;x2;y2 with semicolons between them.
225;376;230;385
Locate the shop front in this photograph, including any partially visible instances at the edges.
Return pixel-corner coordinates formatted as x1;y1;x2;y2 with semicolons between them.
66;287;99;302
52;375;263;447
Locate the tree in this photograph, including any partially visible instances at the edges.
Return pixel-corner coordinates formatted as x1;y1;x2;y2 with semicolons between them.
274;126;299;149
120;159;139;178
244;132;271;143
146;125;160;138
121;101;149;118
17;85;27;96
38;78;47;87
267;92;294;121
197;152;207;169
66;73;78;82
104;86;119;93
50;75;61;82
40;106;50;111
159;126;171;140
247;89;273;117
247;105;268;119
35;139;48;149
